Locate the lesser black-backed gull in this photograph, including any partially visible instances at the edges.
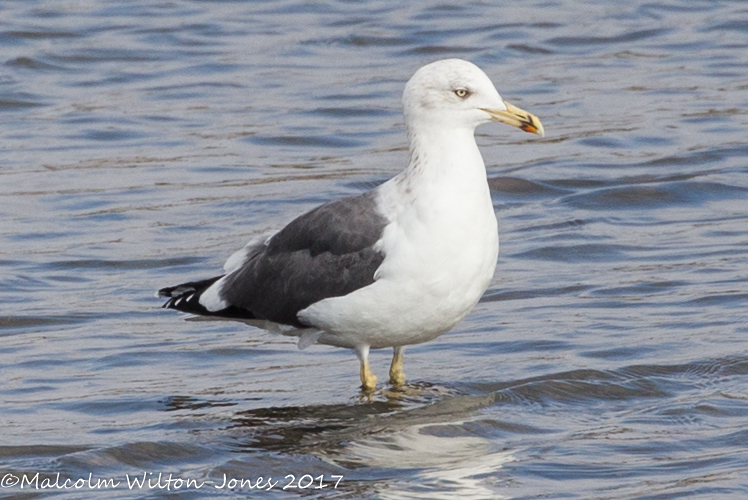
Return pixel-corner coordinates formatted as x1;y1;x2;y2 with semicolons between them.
158;59;544;392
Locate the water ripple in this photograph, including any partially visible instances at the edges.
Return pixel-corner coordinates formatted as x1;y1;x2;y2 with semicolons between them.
2;0;748;498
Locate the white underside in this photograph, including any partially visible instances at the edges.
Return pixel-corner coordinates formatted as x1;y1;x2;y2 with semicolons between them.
298;127;499;350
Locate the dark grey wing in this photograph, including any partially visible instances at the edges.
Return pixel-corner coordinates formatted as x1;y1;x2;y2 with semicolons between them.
219;190;388;327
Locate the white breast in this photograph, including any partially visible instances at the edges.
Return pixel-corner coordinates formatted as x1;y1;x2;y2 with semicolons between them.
298;131;499;350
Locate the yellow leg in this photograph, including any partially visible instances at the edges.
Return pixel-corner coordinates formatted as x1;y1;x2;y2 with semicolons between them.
356;345;377;392
360;360;378;392
389;346;406;386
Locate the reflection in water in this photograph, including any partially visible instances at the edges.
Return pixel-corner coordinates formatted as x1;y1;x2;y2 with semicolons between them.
334;423;513;500
226;389;510;499
215;358;748;498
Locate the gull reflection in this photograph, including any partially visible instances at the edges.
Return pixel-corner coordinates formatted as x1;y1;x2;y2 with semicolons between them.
323;419;513;500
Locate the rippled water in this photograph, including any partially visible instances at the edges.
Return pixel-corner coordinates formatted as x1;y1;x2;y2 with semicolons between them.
2;0;748;498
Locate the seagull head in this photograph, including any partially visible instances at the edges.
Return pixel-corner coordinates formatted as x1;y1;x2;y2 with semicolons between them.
402;58;544;137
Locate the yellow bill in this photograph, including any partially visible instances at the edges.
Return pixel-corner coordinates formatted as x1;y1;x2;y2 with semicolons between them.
481;101;544;137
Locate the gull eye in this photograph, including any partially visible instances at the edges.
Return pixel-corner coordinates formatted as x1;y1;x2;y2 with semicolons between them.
454;88;469;98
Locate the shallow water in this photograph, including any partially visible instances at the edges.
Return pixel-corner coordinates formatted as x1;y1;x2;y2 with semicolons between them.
2;0;748;498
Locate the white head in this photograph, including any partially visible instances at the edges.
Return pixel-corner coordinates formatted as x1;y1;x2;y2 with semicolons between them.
402;59;544;136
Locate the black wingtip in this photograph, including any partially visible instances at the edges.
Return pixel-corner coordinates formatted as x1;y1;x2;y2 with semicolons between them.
162;290;209;315
156;275;259;321
156;276;223;311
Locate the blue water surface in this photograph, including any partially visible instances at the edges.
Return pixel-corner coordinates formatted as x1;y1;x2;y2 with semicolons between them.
1;0;747;498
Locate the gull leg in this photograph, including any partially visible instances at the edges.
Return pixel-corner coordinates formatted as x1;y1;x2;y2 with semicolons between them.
389;346;406;386
355;345;377;392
